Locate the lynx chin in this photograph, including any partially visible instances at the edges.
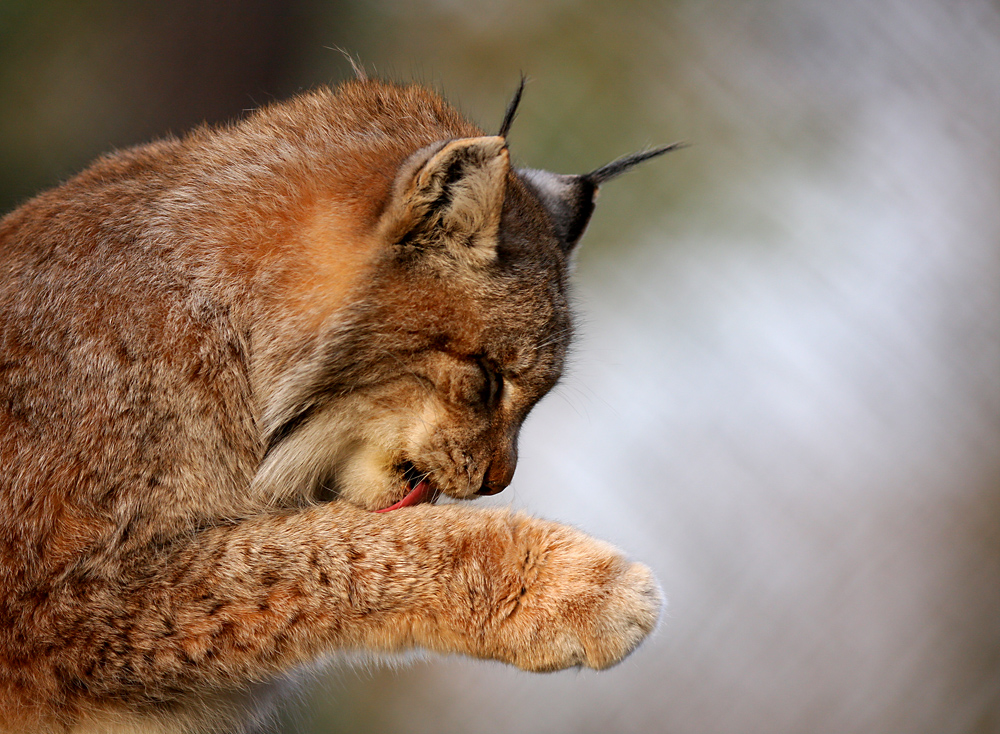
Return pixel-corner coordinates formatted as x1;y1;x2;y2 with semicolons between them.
0;76;677;733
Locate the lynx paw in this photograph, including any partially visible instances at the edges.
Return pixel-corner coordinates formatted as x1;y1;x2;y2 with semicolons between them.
496;520;663;672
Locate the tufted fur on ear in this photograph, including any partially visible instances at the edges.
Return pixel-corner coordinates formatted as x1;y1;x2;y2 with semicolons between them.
378;135;509;265
519;142;685;254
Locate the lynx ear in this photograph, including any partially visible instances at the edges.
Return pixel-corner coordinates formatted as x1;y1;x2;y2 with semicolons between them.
380;136;509;263
517;170;597;255
518;143;684;254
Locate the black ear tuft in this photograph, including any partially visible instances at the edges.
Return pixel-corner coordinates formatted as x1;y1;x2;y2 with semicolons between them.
498;74;527;139
518;142;684;255
583;142;687;185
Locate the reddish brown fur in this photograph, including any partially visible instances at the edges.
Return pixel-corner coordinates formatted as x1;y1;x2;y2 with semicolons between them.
0;79;661;733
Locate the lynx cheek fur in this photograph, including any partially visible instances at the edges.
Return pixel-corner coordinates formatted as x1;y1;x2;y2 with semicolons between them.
0;78;674;733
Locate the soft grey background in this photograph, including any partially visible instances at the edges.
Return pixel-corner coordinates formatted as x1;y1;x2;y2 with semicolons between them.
2;1;998;732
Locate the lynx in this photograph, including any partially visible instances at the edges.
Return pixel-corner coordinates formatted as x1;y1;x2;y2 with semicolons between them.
0;77;675;733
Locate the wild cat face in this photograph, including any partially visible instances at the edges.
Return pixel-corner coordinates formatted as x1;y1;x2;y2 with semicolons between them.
333;165;575;511
252;85;676;512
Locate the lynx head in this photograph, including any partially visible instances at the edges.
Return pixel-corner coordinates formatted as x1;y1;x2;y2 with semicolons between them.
251;80;677;512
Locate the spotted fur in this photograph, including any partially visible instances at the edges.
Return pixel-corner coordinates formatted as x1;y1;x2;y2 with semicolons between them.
0;79;664;733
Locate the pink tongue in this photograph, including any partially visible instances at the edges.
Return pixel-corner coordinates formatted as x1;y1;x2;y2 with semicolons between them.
375;480;430;513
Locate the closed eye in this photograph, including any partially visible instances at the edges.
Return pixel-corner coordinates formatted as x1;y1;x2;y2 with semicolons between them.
479;360;503;407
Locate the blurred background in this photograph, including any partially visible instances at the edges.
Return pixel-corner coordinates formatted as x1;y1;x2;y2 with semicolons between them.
2;1;999;731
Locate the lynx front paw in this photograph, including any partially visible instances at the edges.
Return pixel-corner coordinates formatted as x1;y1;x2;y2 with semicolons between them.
495;520;663;672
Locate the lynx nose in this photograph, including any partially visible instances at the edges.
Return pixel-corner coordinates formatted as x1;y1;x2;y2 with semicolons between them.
476;452;517;496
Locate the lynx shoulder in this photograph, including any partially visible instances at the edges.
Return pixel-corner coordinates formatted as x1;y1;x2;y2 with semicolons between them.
0;78;673;733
